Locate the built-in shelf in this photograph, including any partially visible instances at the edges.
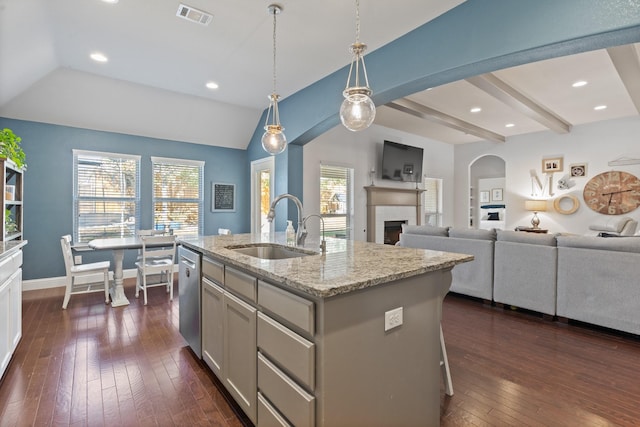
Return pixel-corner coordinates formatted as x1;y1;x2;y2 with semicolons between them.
1;159;24;241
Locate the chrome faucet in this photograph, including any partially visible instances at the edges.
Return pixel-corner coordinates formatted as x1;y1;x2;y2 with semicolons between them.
267;194;307;246
303;214;327;254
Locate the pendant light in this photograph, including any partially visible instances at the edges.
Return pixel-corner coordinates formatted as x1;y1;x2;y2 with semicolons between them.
261;4;287;155
340;0;376;132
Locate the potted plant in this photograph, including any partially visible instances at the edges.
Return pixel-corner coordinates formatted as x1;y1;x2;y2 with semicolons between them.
0;128;26;170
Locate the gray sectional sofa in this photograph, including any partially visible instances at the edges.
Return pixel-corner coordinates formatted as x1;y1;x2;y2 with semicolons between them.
398;224;640;336
556;235;640;335
399;225;495;301
493;230;557;316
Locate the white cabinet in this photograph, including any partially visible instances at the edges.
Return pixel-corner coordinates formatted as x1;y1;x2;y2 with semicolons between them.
201;258;257;424
0;249;23;380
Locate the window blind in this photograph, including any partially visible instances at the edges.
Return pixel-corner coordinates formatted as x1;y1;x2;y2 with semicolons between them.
424;177;443;226
73;150;140;243
320;165;353;239
151;157;204;237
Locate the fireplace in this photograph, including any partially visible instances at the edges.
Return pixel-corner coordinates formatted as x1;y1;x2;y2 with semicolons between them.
365;186;424;244
384;220;407;245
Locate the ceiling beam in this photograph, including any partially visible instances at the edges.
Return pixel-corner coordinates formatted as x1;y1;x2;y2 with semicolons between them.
466;73;572;134
386;98;506;143
607;44;640;114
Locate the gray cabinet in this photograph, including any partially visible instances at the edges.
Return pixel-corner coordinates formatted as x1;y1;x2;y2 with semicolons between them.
223;290;257;422
202;277;224;377
201;258;258;424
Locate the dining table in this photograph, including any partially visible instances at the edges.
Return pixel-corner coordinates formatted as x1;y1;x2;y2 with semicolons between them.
88;236;173;307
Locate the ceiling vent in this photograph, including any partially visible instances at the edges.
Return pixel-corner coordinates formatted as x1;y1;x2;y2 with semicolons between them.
176;3;213;26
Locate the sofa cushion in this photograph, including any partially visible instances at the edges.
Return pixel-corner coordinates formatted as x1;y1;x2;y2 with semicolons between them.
496;230;557;246
556;235;640;254
401;224;449;237
588;216;633;233
448;228;496;241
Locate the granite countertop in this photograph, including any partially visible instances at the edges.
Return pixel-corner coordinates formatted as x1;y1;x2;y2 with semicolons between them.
0;240;27;259
179;234;472;298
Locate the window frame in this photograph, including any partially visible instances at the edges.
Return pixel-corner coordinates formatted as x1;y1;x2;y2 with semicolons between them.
319;163;354;239
151;156;204;237
73;149;141;244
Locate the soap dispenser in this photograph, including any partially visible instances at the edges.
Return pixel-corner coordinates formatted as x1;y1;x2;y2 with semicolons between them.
286;220;295;245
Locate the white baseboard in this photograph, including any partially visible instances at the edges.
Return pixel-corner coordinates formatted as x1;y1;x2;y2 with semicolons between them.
23;268;139;292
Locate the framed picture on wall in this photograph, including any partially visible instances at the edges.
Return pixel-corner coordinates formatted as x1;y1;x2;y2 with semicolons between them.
570;163;587;177
212;182;236;212
491;188;503;201
542;157;564;173
480;191;490;203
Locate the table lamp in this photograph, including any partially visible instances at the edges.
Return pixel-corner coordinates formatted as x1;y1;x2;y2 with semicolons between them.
525;200;547;229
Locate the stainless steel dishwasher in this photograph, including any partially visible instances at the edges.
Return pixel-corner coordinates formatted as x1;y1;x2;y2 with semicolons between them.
178;245;201;358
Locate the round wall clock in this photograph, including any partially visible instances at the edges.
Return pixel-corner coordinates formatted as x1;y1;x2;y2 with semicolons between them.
583;171;640;215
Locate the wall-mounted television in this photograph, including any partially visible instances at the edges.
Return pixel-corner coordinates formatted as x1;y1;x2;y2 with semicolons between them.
381;140;424;183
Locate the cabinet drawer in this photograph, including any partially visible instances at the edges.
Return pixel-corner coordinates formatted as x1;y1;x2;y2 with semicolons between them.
258;281;314;336
225;266;257;303
0;251;19;286
202;257;224;284
258;352;315;427
258;312;315;390
258;392;292;427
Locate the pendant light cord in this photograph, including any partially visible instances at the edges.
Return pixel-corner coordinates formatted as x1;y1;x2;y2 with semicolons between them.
355;0;360;43
272;8;277;95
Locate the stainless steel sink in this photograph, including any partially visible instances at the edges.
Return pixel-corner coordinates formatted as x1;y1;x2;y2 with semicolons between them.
226;243;316;260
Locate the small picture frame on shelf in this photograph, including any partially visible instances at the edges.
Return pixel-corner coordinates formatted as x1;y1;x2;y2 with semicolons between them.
480;190;490;203
5;185;15;201
542;157;564;173
491;188;503;201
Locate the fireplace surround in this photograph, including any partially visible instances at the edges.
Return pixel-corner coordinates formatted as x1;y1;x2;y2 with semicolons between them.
365;186;424;244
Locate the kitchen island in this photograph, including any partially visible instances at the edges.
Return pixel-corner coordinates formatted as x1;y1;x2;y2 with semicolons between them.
179;233;472;427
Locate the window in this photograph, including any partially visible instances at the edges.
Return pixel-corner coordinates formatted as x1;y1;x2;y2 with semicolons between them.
151;157;203;237
320;164;353;239
424;177;443;226
73;150;140;243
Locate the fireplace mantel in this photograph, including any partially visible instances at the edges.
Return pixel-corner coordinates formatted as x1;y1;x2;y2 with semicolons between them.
365;186;424;243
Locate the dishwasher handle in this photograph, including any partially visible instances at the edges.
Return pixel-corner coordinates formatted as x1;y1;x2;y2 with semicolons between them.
180;255;197;270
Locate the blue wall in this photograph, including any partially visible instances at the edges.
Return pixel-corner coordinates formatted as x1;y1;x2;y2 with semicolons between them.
0;118;249;280
247;0;640;151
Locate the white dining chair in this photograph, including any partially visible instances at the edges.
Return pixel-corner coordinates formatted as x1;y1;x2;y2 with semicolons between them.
135;234;177;305
60;235;111;309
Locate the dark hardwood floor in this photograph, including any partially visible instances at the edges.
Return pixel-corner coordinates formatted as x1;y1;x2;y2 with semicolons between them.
2;280;640;426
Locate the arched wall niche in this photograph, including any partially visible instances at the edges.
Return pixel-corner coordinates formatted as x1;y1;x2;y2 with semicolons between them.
469;155;506;229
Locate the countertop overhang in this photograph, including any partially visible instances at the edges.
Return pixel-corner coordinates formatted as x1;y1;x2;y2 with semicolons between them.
179;234;472;298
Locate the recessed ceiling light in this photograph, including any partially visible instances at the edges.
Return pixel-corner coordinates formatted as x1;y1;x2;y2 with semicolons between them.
206;81;219;90
90;52;108;63
470;107;482;113
572;80;588;88
505;123;515;128
101;0;119;3
594;105;607;110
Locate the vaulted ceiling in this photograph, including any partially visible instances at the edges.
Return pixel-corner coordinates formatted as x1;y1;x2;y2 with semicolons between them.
1;0;638;148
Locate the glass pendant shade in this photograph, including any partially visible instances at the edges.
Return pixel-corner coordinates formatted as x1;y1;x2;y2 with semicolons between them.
261;93;286;155
340;91;376;131
340;2;375;132
262;4;286;155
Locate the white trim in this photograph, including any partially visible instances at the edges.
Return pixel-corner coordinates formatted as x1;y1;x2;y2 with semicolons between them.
22;266;177;292
151;156;204;166
73;149;141;161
